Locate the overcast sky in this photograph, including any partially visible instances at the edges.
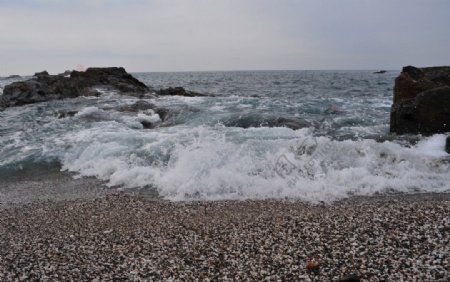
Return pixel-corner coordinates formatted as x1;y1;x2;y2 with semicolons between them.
1;0;449;75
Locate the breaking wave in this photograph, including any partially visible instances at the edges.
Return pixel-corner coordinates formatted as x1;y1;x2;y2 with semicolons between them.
1;71;449;202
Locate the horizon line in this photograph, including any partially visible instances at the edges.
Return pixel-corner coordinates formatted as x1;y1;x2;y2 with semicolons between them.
132;68;401;74
2;68;402;77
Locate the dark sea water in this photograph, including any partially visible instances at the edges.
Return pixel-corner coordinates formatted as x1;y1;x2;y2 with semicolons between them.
0;71;449;202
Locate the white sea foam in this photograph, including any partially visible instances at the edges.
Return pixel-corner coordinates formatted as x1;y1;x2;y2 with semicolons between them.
415;134;449;157
1;71;449;202
75;106;103;117
137;112;161;123
58;125;450;202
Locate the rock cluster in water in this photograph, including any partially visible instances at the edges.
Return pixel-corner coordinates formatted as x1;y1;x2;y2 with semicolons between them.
224;114;310;130
0;68;206;130
390;66;450;135
0;67;310;131
0;67;150;107
156;86;208;97
0;68;213;108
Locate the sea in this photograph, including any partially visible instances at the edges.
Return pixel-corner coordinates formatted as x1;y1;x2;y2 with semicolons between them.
0;70;449;203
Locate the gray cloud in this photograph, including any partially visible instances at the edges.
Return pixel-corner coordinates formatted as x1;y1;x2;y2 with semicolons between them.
1;0;449;75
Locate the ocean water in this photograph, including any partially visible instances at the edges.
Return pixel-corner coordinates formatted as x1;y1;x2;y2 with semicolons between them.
0;70;449;202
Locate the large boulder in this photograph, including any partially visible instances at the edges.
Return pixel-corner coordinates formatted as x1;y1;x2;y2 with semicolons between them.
390;66;450;135
0;67;149;108
393;66;450;103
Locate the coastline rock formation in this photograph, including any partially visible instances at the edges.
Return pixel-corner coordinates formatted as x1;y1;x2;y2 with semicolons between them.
1;67;149;108
390;66;450;135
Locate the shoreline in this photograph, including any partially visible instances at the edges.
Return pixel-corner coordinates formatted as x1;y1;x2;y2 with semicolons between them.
1;192;448;281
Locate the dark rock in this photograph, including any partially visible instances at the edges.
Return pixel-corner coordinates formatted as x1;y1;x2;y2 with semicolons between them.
393;66;450;103
117;100;157;113
34;71;49;77
55;111;78;119
390;66;450;135
116;100;172;126
1;67;149;108
224;114;309;130
117;100;171;122
373;70;387;74
391;86;450;135
140;121;154;129
155;108;171;122
59;70;73;76
270;117;310;130
339;274;361;282
446;136;450;154
156;87;208;97
5;75;21;79
70;67;149;95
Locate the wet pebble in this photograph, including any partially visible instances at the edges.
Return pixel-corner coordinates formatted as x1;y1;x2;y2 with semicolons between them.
0;193;449;280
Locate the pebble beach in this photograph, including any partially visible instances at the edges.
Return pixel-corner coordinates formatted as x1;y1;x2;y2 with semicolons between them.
1;193;449;281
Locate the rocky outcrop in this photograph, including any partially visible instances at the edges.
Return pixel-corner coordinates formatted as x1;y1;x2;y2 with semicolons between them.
390;66;450;135
156;87;208;97
34;71;49;77
1;67;149;108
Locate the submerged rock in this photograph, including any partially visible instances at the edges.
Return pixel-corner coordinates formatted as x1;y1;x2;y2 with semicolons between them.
117;100;172;128
270;117;310;130
1;67;150;108
140;121;155;129
156;87;208;97
224;114;310;130
117;100;157;113
390;66;450;135
118;100;170;121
